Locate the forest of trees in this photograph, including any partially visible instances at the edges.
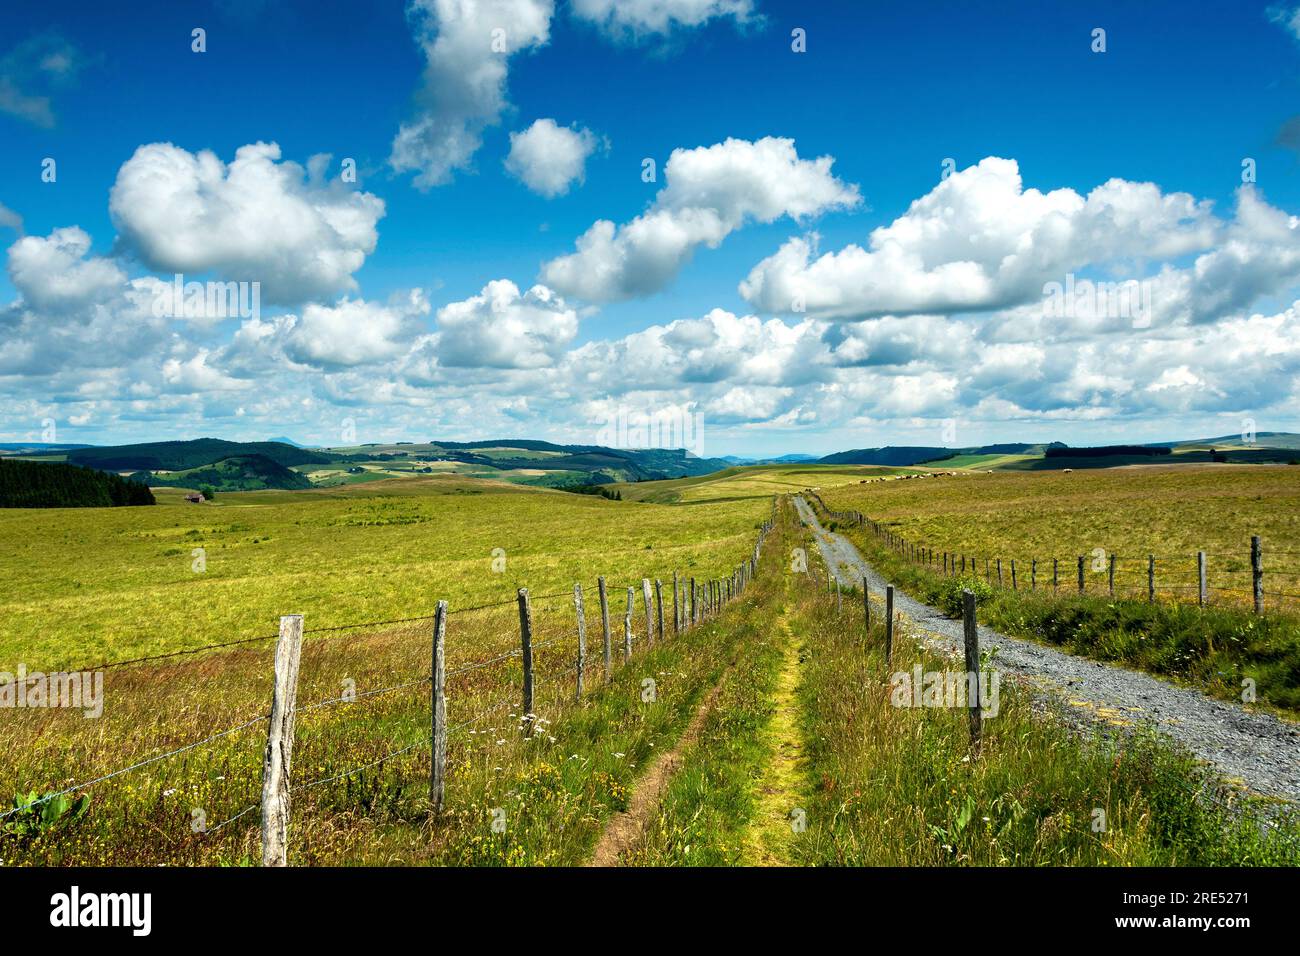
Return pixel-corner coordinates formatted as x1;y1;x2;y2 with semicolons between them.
0;458;156;508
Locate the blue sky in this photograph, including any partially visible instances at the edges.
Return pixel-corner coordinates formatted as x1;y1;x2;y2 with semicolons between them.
3;0;1300;456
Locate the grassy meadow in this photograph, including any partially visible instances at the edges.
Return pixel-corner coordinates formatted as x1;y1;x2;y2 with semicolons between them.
0;474;769;669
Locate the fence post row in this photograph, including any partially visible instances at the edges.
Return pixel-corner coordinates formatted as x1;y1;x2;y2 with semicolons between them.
430;601;447;812
517;589;535;736
260;613;303;867
672;571;680;636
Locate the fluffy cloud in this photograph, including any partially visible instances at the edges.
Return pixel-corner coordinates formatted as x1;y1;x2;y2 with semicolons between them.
740;157;1218;320
542;136;859;302
505;119;599;197
390;0;553;189
7;227;125;314
282;291;430;369
0;202;23;236
109;142;385;305
434;280;578;368
571;0;753;40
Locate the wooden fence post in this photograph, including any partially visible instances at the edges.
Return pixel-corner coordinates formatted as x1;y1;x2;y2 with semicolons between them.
1252;536;1263;615
517;589;534;736
1031;558;1036;591
624;586;634;661
690;578;697;625
885;585;895;669
672;571;680;636
862;576;871;636
642;579;654;646
260;613;303;867
654;579;665;642
1108;554;1116;596
1147;555;1155;603
598;576;612;683
1198;551;1207;607
962;590;981;756
430;601;447;812
836;580;843;615
573;584;586;701
1053;557;1059;592
1011;559;1017;591
996;558;1003;588
1077;556;1085;594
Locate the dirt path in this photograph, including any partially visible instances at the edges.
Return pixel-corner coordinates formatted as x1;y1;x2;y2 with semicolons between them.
792;495;1300;804
743;606;804;865
586;681;724;866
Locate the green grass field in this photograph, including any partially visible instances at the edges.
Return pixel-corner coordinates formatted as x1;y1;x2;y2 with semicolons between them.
0;475;769;670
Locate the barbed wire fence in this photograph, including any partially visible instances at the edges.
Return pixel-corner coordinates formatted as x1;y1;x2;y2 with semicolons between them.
0;506;778;866
802;488;1298;615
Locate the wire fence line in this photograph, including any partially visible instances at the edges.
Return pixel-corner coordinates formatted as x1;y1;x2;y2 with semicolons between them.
2;506;780;866
804;489;1297;615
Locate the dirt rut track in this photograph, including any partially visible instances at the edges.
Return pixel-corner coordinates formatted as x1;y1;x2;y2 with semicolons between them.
792;495;1300;805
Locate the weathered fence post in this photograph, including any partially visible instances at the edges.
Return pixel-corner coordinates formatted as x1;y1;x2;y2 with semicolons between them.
654;579;665;642
430;601;447;812
1011;559;1017;591
261;613;303;867
996;558;1003;588
517;589;535;736
1031;558;1037;591
1147;555;1155;603
1108;554;1116;596
885;585;895;669
1077;556;1085;594
836;580;843;615
598;576;612;683
1053;557;1059;592
690;578;697;625
1198;551;1207;607
962;590;981;756
676;572;686;639
642;579;654;646
862;576;871;636
1252;536;1263;615
573;583;586;701
624;586;634;661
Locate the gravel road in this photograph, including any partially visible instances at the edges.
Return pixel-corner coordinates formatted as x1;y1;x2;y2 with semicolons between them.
792;495;1300;804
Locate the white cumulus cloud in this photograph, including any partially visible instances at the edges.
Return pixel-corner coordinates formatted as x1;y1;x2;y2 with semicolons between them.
541;136;859;302
571;0;753;40
505;118;599;197
390;0;554;189
109;141;385;305
435;280;578;368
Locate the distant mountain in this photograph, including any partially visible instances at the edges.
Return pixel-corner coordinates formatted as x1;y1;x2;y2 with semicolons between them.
266;436;306;448
1147;432;1300;450
137;454;314;492
0;442;94;454
818;442;1054;466
426;439;732;483
67;438;333;471
761;454;820;464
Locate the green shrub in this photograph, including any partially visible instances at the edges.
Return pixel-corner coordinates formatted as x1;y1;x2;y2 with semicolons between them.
937;575;993;617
